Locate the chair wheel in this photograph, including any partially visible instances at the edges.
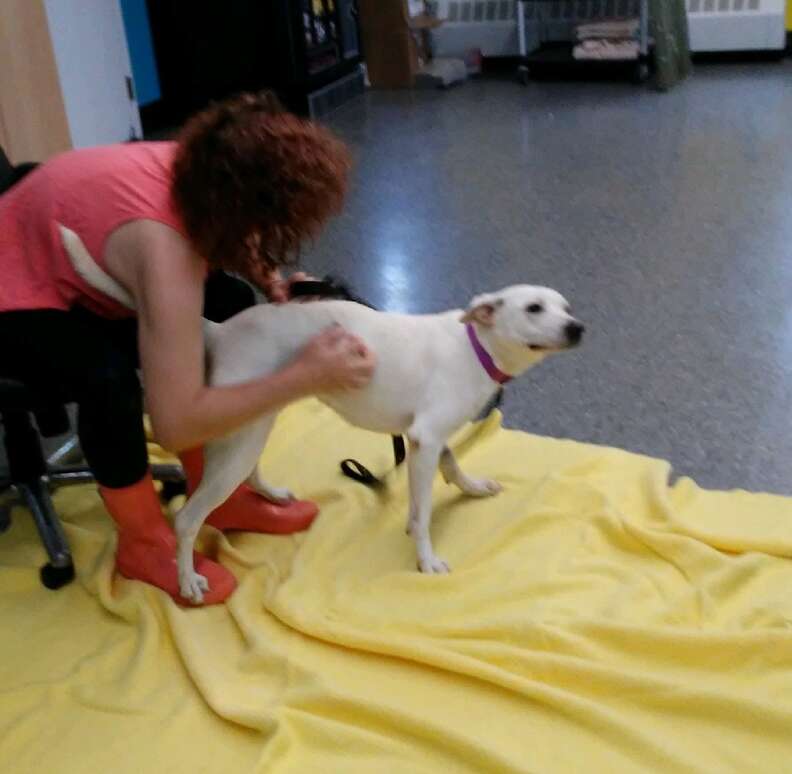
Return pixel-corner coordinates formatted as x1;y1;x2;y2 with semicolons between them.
40;562;75;590
160;479;187;502
0;506;11;534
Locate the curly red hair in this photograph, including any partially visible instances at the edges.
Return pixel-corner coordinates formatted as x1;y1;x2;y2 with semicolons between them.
171;92;351;281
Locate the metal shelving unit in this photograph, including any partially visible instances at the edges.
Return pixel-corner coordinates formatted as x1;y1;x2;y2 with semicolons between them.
517;0;650;84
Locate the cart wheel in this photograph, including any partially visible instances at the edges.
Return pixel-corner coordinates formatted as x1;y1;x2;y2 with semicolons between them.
40;561;75;590
517;65;530;85
160;479;187;502
633;62;649;84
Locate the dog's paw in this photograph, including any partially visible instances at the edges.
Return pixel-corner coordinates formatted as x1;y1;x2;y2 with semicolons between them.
418;554;451;574
263;486;294;505
463;478;503;498
248;475;295;504
179;570;208;604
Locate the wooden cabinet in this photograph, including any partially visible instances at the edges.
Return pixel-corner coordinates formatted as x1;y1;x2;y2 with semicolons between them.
358;0;420;88
0;0;141;163
0;0;71;162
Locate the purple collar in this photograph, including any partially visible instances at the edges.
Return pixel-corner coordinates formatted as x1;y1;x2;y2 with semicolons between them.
465;324;512;384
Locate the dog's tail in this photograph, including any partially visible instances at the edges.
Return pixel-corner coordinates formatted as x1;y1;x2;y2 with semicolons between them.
60;223;230;343
59;224;137;310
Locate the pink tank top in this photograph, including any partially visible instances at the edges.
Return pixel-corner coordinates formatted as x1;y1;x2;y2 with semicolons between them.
0;141;188;318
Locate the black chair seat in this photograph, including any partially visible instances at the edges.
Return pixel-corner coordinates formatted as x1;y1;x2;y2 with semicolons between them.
0;379;72;436
0;148;77;588
0;378;32;409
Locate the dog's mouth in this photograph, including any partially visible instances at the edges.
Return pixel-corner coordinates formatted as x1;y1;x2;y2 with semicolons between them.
526;341;579;354
528;343;563;352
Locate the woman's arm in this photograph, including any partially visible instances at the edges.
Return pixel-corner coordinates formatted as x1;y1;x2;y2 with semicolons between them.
107;221;374;452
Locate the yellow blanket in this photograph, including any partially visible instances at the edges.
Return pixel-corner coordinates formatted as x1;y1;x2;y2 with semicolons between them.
2;401;792;773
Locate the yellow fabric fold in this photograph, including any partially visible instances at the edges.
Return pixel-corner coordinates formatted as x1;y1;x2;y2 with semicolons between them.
2;400;792;773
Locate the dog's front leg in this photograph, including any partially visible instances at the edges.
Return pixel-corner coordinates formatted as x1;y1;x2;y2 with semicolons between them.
439;447;502;497
406;434;448;574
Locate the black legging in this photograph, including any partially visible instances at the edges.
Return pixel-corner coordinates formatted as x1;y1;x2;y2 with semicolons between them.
0;271;256;488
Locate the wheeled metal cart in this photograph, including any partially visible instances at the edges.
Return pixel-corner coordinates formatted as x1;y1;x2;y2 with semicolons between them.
517;0;650;84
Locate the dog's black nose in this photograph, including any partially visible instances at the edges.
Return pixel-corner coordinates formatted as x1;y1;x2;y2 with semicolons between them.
565;321;585;345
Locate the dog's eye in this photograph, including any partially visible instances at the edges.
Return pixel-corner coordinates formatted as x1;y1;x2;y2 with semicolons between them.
526;303;544;314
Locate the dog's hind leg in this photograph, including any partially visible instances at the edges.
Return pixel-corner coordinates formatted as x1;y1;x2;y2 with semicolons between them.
246;436;294;505
175;416;274;604
439;447;502;498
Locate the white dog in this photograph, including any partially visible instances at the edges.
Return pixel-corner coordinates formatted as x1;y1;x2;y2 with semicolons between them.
174;285;584;602
60;228;583;602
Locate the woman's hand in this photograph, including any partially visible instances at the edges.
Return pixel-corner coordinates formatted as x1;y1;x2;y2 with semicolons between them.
290;326;376;392
260;270;317;303
259;269;290;303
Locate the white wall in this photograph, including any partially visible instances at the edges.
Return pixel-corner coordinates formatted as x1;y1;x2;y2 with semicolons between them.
44;0;142;148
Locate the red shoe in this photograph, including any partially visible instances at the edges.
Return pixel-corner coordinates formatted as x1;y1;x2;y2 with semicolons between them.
99;472;237;606
179;447;319;534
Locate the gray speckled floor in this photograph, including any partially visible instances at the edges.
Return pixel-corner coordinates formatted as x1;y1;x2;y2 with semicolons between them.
3;63;791;496
303;62;792;495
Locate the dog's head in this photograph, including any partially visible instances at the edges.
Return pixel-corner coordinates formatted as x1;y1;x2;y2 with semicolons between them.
461;285;584;374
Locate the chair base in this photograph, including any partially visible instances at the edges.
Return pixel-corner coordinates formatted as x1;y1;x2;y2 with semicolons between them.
0;462;185;590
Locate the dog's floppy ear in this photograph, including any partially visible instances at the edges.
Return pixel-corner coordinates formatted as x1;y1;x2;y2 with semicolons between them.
460;293;503;326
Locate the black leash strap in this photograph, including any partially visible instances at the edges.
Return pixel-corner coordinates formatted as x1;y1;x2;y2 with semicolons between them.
476;386;504;421
290;276;405;485
340;436;406;486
